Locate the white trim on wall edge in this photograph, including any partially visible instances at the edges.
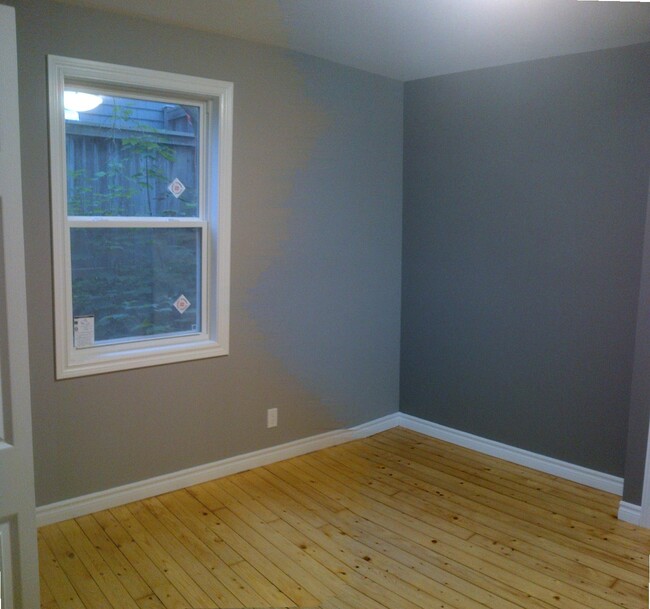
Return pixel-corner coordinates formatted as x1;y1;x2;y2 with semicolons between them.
618;501;641;525
36;413;400;526
36;411;626;526
398;413;624;496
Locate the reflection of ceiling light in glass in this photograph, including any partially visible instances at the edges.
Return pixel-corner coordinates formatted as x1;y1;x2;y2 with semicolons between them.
64;91;103;112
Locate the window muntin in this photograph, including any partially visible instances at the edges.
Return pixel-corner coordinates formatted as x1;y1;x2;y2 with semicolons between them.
49;56;232;378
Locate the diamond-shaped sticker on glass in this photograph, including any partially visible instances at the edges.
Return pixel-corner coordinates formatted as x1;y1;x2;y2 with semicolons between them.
173;294;191;314
168;178;186;199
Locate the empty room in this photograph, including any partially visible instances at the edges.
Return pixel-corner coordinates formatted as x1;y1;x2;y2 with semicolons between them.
1;0;650;608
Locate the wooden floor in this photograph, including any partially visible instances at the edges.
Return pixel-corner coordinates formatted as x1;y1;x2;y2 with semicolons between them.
39;427;650;609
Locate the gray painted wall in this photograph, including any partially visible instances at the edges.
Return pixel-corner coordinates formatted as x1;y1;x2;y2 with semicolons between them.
13;0;403;506
401;44;650;488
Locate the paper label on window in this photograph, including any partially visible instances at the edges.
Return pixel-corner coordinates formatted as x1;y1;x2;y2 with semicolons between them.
168;178;186;198
173;295;191;314
74;315;95;348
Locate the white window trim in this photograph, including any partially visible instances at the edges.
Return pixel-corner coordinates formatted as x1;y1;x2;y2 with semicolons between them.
48;56;232;378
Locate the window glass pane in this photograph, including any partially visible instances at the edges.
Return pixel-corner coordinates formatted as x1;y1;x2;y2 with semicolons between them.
65;93;200;217
71;227;201;343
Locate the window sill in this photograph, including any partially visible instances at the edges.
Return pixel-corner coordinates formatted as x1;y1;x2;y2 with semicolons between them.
57;338;228;379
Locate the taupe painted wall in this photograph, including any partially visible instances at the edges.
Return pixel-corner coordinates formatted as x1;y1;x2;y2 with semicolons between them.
13;0;403;506
401;43;650;495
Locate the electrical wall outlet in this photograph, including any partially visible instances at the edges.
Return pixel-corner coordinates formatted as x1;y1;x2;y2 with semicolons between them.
267;407;278;428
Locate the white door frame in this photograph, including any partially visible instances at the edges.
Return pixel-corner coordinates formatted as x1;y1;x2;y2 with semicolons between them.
641;424;650;527
638;178;650;529
0;5;40;608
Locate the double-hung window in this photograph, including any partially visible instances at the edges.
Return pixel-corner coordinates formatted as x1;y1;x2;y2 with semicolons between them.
48;56;232;378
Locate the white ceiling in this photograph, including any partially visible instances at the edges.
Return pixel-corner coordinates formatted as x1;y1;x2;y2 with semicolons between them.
55;0;650;81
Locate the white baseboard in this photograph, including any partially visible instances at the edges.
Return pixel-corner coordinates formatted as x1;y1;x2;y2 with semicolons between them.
36;413;400;526
37;410;625;526
398;413;624;496
350;412;401;438
617;501;641;525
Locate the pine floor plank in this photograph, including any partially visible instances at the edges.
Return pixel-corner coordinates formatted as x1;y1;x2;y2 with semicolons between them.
135;594;167;609
239;470;503;609
339;437;650;585
324;440;645;608
360;437;647;565
92;511;190;609
39;565;63;609
285;455;589;609
39;428;650;609
141;496;273;608
39;525;113;609
205;496;340;600
55;519;141;609
371;432;644;545
109;504;215;608
164;488;297;608
124;500;241;608
74;514;152;601
387;427;618;509
247;467;510;609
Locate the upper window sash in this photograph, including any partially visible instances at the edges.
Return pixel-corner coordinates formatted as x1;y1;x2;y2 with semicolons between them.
63;88;208;220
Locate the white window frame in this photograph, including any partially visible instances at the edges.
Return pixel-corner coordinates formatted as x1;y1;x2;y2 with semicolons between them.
48;56;232;378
